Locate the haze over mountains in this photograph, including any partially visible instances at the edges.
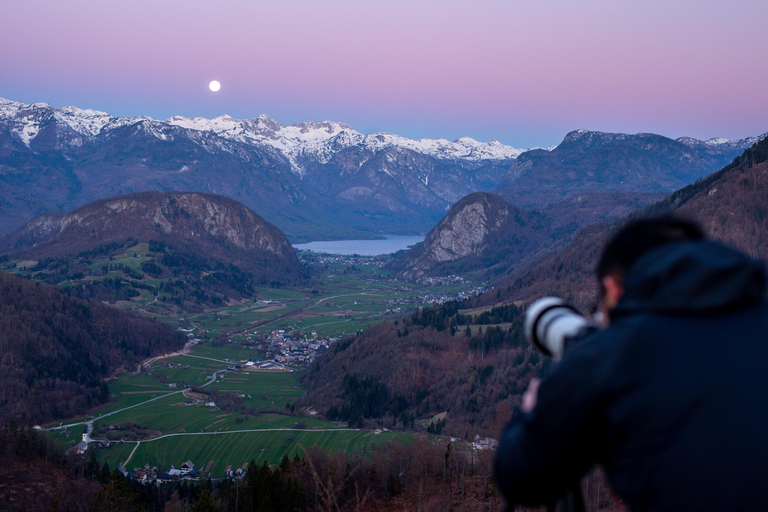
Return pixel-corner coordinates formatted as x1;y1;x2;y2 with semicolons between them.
1;97;762;243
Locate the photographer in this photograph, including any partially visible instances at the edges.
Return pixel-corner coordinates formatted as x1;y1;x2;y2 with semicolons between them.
494;217;768;511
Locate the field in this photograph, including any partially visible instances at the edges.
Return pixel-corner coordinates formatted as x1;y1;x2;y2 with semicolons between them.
4;248;483;341
89;341;419;476
95;366;416;476
36;252;484;476
100;428;415;476
208;371;304;410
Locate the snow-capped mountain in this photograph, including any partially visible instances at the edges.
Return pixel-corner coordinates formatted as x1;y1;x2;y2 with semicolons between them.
0;97;527;239
0;97;763;242
0;98;524;174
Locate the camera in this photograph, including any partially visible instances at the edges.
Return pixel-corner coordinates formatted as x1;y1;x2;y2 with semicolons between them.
524;297;598;360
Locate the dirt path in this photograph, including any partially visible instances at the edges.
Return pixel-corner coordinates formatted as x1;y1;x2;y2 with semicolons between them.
138;339;199;373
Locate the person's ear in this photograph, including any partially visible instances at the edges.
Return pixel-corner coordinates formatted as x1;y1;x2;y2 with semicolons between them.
601;275;624;311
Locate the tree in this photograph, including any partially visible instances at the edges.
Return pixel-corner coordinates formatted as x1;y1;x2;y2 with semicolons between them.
191;482;217;512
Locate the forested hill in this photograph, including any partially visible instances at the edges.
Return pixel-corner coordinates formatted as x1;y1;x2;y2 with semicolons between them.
0;191;309;311
476;132;768;311
299;302;542;438
0;271;186;425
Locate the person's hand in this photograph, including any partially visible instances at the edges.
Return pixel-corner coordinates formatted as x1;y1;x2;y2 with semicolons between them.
522;378;541;413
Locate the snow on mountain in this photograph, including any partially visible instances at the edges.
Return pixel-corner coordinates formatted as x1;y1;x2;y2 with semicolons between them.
676;133;766;149
0;97;142;145
56;105;137;136
0;98;524;171
4;97;760;174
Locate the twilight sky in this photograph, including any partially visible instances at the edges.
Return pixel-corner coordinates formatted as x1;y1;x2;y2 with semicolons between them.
1;0;766;148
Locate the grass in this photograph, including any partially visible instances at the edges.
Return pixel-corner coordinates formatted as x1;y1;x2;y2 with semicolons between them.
38;256;487;475
93;391;335;435
208;371;304;409
99;373;178;413
101;429;416;475
189;343;258;361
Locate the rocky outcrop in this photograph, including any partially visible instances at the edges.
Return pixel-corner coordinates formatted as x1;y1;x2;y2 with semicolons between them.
387;192;548;279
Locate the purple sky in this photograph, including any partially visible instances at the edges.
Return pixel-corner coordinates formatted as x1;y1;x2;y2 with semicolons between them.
2;0;766;148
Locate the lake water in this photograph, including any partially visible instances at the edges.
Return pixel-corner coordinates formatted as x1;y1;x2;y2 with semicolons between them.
293;235;424;256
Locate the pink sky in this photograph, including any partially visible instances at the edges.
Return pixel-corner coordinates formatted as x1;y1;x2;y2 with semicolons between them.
1;0;766;147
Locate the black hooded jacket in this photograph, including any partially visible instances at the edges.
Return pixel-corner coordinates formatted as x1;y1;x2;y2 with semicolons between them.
495;240;768;511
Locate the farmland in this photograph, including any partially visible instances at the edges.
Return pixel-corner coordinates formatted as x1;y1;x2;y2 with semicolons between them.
91;352;417;476
41;251;485;477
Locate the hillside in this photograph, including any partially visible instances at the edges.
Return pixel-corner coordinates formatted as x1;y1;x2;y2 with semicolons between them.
299;302;540;438
0;271;186;425
479;133;768;311
0;191;308;311
387;190;664;279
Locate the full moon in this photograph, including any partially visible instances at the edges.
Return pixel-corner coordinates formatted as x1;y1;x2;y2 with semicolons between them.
209;80;221;92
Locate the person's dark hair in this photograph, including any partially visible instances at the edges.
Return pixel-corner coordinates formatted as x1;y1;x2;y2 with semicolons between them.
597;216;705;281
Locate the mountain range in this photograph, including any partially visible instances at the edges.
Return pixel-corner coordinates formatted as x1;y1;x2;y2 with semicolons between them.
302;127;768;441
474;134;768;310
1;97;762;242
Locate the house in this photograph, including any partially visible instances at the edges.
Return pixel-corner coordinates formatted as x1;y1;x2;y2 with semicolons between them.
135;471;148;483
180;460;195;475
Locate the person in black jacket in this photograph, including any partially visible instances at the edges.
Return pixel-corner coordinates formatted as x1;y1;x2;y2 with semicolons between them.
494;217;768;511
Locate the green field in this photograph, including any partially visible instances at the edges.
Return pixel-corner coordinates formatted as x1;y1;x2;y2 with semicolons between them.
32;253;485;476
102;428;415;476
94;367;415;477
100;372;178;413
209;371;304;409
5;248;483;342
175;257;483;340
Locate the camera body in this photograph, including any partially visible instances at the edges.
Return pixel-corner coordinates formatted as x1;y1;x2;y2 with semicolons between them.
525;297;598;360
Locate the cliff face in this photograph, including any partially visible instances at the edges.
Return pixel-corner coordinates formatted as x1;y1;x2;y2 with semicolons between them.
387;192;549;279
420;193;510;262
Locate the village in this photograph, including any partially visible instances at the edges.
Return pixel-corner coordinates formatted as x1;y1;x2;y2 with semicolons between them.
119;459;249;484
259;329;333;366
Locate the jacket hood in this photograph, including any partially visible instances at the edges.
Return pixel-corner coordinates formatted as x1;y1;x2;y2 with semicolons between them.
613;240;766;315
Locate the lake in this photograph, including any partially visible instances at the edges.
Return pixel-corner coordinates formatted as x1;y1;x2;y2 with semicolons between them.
293;235;424;256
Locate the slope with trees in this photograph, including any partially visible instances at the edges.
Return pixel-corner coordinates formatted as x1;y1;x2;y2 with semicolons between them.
0;271;186;425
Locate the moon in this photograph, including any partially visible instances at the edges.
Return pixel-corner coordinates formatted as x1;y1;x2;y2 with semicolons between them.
209;80;221;92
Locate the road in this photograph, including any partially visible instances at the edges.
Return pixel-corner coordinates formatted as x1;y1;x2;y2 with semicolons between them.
46;368;225;437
